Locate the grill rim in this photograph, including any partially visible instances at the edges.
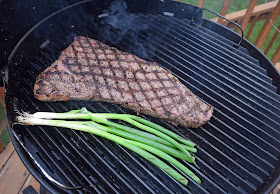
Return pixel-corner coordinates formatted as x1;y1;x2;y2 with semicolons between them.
3;0;280;193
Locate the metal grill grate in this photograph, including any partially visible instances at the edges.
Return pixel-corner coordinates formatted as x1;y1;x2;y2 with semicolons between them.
10;13;280;193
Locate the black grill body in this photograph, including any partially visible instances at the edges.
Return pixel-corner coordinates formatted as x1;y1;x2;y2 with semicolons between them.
2;0;280;193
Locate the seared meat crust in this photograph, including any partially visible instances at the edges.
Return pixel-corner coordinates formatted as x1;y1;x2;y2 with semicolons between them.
34;36;213;128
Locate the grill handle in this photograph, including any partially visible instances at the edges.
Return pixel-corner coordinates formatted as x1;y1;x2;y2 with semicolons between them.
191;7;244;47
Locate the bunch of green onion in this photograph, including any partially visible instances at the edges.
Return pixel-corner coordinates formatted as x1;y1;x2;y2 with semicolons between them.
16;107;200;186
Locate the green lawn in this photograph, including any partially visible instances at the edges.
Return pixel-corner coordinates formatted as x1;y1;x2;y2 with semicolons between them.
0;103;9;147
178;0;280;62
0;127;9;146
0;103;5;122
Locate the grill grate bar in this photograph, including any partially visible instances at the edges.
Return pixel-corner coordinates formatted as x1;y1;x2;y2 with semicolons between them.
146;55;277;167
145;15;280;105
83;98;230;193
88;23;278;162
54;128;132;193
188;20;262;69
209;114;274;171
76;105;195;193
195;147;255;193
71;103;196;193
198;124;267;180
31;56;176;193
152;16;275;90
74;132;172;194
16;99;92;193
165;25;276;92
30;58;150;193
185;127;260;192
154;54;280;155
22;128;86;194
113;24;280;151
169;16;269;75
91;19;278;159
153;42;280;135
132;23;280;137
45;48;234;193
20;77;112;193
13;12;280;193
34;46;195;193
141;17;280;127
86;24;276;191
33;128;99;194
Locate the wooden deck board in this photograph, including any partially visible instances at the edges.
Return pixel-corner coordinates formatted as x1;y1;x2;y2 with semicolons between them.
0;142;40;194
0;151;30;193
20;174;41;193
276;62;280;72
0;142;14;172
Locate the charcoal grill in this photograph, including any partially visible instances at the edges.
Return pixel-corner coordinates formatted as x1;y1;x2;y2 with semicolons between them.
1;0;280;193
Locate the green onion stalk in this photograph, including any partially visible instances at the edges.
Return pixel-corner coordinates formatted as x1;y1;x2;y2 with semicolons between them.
16;108;201;185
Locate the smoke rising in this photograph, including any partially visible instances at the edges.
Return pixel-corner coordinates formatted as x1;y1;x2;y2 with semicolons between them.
97;0;174;60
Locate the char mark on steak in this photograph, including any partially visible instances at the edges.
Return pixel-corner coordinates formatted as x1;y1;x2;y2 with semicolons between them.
34;36;213;128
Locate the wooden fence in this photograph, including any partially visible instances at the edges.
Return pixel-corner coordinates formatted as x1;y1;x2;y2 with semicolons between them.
198;0;280;68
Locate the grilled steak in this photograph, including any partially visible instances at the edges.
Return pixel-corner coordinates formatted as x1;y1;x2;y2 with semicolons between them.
34;36;213;128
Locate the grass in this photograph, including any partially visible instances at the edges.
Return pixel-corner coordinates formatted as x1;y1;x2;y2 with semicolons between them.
0;103;5;122
178;0;280;62
0;128;10;146
0;103;10;147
